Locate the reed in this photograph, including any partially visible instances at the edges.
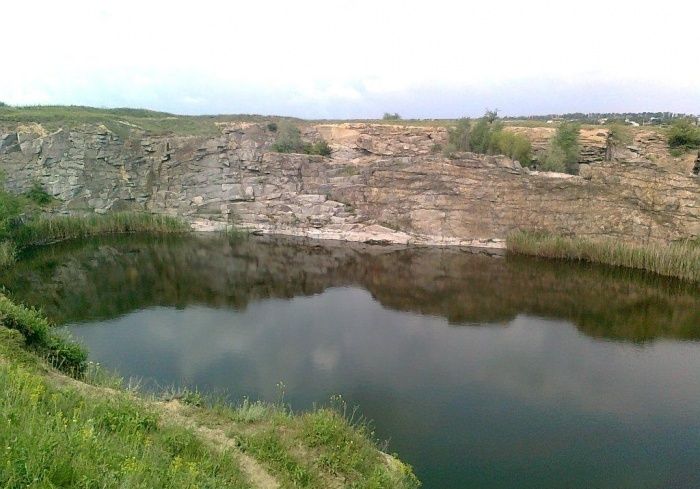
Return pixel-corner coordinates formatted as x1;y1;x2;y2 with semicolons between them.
11;212;187;248
507;230;700;282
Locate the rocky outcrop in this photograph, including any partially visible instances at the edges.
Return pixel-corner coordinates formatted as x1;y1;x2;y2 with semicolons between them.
1;122;698;246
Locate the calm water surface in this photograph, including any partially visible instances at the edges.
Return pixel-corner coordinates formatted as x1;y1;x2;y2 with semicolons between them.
3;234;700;489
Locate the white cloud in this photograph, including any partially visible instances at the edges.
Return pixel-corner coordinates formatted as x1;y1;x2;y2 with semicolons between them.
1;0;698;116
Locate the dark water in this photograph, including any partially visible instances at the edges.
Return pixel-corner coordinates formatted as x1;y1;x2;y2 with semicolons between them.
3;234;700;489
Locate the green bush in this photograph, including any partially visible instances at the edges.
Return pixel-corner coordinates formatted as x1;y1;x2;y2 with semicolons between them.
308;139;332;156
491;130;533;166
540;146;567;172
607;123;633;146
266;121;278;132
469;117;492;154
271;123;331;156
271;123;306;153
445;111;532;165
543;122;580;173
668;119;700;151
447;118;471;152
382;112;401;121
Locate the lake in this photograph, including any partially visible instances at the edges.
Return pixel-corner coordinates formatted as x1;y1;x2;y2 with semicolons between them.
3;234;700;489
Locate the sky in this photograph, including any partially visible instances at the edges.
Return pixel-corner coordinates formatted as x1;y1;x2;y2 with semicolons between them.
2;0;699;118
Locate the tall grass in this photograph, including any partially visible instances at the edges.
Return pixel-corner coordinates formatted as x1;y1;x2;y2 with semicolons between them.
507;230;700;282
0;240;16;268
11;212;187;248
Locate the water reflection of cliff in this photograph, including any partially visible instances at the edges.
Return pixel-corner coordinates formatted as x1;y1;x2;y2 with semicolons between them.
2;234;699;342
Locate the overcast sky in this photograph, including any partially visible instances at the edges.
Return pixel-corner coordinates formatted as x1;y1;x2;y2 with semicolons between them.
2;0;699;118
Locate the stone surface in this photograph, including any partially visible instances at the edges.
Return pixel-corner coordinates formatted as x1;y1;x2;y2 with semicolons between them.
0;122;698;246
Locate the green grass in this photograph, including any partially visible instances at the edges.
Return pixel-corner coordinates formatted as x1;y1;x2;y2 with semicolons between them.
507;230;700;282
11;212;187;248
0;294;87;375
299;400;419;488
239;430;317;487
0;356;250;489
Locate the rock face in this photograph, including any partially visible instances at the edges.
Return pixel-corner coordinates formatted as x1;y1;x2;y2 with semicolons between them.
1;122;698;246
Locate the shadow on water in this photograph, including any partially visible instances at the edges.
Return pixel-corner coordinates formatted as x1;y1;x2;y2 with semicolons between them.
2;233;699;343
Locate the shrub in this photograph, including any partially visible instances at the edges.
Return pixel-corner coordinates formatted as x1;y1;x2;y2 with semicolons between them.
469;117;492;154
491;130;533;166
445;111;532;165
544;122;580;173
447;118;471;152
309;139;332;156
668;119;700;151
266;122;278;132
382;112;402;121
0;101;7;107
607;123;633;146
271;123;331;156
271;123;306;153
540;146;567;172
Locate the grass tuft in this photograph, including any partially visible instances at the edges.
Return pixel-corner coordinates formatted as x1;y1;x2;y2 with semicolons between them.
507;230;700;282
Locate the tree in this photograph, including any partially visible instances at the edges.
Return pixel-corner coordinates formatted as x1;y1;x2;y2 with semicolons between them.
382;112;402;121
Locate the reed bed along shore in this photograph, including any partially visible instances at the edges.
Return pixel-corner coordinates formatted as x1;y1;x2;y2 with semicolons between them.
507;230;700;282
11;212;188;248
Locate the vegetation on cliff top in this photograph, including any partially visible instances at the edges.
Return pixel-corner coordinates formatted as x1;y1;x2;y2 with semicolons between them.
540;122;581;173
443;111;534;166
667;118;700;155
271;122;332;156
507;230;700;283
